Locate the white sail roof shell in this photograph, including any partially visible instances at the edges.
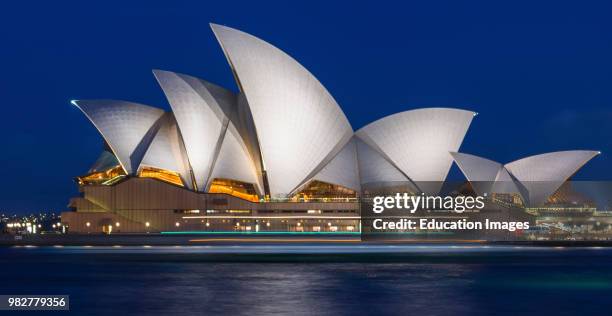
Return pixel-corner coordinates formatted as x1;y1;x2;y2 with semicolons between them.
207;122;263;194
450;152;502;182
139;113;193;189
153;70;234;191
211;24;354;197
308;139;361;191
452;151;600;206
73;99;165;175
356;108;475;194
505;150;600;206
355;138;410;188
450;152;522;197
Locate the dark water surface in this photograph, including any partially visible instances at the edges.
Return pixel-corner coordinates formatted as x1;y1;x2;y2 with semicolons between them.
1;245;611;315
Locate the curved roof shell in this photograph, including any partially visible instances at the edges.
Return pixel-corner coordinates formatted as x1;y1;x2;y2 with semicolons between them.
153;70;235;191
307;138;361;192
73;99;165;175
208;122;264;193
355;138;415;191
356;108;475;194
451;152;522;197
139;113;193;189
211;23;353;197
505;150;600;206
452;151;600;206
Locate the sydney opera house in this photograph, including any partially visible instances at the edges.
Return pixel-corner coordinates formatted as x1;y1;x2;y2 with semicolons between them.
61;24;600;235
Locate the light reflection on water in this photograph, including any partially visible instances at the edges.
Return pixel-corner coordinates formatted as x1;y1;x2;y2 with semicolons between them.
5;244;584;254
1;245;612;315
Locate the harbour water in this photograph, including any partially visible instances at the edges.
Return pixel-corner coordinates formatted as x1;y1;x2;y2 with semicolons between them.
1;245;612;315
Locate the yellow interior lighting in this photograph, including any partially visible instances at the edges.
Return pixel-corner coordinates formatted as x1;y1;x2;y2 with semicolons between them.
77;165;126;186
139;166;184;187
209;178;259;202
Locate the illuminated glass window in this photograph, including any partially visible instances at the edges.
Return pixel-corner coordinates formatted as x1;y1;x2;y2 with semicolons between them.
138;167;184;187
76;165;126;186
293;180;357;202
208;178;259;202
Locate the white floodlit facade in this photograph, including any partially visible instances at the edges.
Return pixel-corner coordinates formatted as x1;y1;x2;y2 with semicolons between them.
356;108;475;194
307;139;361;192
64;23;604;236
71;24;599;207
73;99;165;175
153;70;234;191
505;151;600;206
208;122;263;194
139;113;192;189
452;151;600;206
211;23;354;197
355;138;414;190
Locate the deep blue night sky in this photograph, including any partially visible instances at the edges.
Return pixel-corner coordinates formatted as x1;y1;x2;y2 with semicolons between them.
0;1;610;214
